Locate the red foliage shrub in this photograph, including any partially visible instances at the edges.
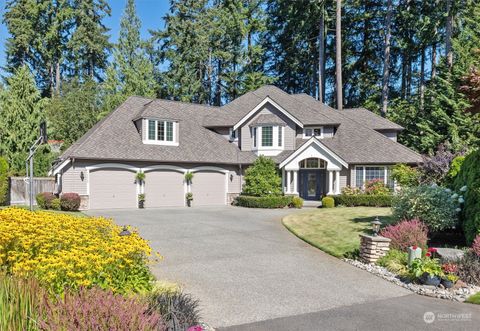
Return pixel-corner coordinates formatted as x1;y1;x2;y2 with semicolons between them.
442;263;458;274
380;219;429;252
60;193;81;211
38;287;164;331
472;234;480;257
36;192;56;209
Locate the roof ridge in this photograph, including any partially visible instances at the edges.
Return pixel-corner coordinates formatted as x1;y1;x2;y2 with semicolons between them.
343;107;403;129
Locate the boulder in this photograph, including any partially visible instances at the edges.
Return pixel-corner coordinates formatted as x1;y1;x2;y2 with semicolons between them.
435;247;465;262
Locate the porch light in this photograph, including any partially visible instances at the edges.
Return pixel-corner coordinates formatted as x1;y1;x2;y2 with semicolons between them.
80;171;85;181
371;217;382;236
119;226;131;236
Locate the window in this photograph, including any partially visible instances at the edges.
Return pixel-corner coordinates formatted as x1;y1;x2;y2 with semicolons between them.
253;127;257;147
300;158;326;169
145;119;176;144
229;128;237;141
261;126;273;147
278;127;282;147
355;166;393;188
303;127;323;139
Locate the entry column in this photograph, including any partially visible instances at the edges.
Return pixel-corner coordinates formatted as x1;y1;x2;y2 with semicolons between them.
327;170;334;195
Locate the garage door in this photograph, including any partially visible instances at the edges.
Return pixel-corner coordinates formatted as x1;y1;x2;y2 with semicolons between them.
191;171;226;206
145;170;185;207
89;169;137;209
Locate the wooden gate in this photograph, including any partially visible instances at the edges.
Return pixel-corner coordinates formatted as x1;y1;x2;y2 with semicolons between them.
8;177;56;205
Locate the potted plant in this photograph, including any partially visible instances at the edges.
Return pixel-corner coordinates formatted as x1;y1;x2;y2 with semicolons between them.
138;194;145;209
441;263;459;288
410;257;443;286
186;192;193;207
136;171;146;184
184;171;194;184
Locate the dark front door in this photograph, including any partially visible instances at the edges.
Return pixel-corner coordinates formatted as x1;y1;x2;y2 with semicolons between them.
299;170;326;200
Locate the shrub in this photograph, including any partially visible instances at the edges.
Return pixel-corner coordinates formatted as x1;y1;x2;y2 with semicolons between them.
453;149;480;244
60;192;81;211
0;157;8;206
148;291;200;331
391;163;420;187
341;186;361;195
0;274;43;331
419;143;465;185
36;192;55;209
380;219;428;252
38;287;164;331
50;198;61;211
321;196;335;208
456;251;480;286
242;156;282;197
364;179;390;195
392;185;461;232
377;249;408;275
447;155;465;183
472;235;480;257
333;194;392;207
290;196;303;208
0;208;156;294
236;195;292;208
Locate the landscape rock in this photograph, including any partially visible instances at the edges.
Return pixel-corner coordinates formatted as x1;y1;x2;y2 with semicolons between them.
435;247;465;262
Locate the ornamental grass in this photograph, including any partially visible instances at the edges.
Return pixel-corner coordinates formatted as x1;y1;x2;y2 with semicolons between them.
0;208;159;294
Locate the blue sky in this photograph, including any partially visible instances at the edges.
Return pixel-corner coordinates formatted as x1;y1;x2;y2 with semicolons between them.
0;0;171;75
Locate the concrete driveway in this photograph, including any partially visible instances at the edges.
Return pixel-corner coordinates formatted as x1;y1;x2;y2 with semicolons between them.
87;207;480;330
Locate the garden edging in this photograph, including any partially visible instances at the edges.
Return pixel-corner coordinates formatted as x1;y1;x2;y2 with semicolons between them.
344;258;480;302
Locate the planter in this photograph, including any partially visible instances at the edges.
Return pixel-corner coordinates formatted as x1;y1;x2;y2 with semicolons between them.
187;200;192;207
441;279;454;289
138;200;145;209
421;273;441;286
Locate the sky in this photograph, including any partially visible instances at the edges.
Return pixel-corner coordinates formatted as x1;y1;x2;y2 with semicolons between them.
0;0;171;75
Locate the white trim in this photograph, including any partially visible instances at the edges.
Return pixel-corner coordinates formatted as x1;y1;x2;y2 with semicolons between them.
51;159;71;176
190;166;229;174
143;165;187;173
302;126;324;139
251;125;285;156
354;165;391;188
86;163;139;172
143;118;179;145
233;96;304;131
279;137;348;169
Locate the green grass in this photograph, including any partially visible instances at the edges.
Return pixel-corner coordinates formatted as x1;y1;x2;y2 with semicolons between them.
466;292;480;305
0;205;86;217
282;207;393;258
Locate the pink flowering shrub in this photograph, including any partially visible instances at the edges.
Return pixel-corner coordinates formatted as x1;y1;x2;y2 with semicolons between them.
380;219;428;252
364;179;390;195
38;287;165;331
472;234;480;257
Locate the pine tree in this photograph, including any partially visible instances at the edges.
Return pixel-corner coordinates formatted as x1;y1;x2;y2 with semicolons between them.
67;0;112;80
101;0;157;115
0;66;45;173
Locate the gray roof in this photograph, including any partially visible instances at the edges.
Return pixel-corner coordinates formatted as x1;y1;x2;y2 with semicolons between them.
59;86;422;166
342;108;404;131
249;114;286;126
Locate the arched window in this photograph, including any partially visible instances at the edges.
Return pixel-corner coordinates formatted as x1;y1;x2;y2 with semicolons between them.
300;158;326;169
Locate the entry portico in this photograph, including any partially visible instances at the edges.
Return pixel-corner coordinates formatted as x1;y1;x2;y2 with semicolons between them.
279;137;349;199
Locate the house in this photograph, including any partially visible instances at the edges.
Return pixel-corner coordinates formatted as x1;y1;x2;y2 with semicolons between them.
50;85;422;210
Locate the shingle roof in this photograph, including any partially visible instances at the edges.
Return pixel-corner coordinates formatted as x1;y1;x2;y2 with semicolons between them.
249;114;286;126
59;86;422;166
342;108;404;131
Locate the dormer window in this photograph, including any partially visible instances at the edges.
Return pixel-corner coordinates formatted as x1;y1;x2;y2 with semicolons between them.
251;125;284;155
144;119;178;146
303;127;323;139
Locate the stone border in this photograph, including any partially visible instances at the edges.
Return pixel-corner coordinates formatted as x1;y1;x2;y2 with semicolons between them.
343;258;480;302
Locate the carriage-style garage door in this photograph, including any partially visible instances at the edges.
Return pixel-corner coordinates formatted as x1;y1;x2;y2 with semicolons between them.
191;171;226;206
145;170;185;207
89;169;137;209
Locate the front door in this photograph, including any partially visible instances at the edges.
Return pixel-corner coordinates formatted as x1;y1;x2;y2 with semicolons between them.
299;170;325;200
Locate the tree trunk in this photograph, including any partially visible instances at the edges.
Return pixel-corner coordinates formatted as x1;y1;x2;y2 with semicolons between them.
381;0;393;118
420;47;425;111
431;42;437;80
318;0;325;103
50;64;54;96
55;61;61;95
445;0;453;70
215;60;222;106
335;0;343;110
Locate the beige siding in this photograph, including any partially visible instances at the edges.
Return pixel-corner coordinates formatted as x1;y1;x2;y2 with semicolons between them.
89;169;137;209
191;171;226;205
145;170;185;207
239;103;296;151
340;167;349;190
62;165;88;195
228;167;243;193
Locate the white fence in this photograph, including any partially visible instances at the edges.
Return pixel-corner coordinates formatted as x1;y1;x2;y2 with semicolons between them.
8;177;56;206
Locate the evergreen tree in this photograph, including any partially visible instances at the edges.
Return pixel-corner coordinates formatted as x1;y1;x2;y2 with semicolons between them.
101;0;157;115
0;66;45;174
67;0;112;80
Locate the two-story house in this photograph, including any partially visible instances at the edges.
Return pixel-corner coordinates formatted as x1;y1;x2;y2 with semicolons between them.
50;85;422;209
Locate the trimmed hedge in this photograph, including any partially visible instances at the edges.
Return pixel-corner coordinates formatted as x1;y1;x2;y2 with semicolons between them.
333;194;392;207
322;196;335;208
235;195;292;208
60;193;81;211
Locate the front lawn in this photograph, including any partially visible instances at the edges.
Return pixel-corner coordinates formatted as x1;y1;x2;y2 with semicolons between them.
282;207;393;258
466;292;480;305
